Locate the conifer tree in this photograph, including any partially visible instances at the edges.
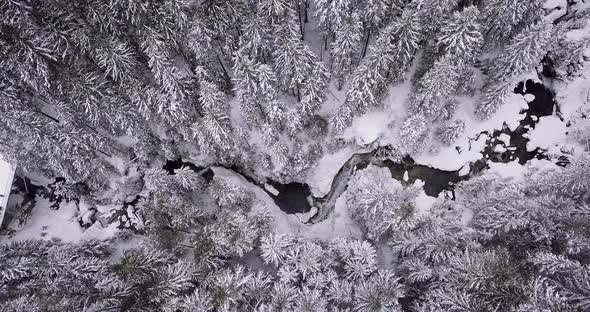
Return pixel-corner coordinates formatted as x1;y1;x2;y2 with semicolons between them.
476;22;553;119
333;8;421;131
331;13;363;90
414;0;458;39
347;166;419;239
481;0;544;44
399;113;430;155
409;54;460;120
437;6;483;63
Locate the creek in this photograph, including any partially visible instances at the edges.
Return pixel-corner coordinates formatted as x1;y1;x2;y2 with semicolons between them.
163;79;561;224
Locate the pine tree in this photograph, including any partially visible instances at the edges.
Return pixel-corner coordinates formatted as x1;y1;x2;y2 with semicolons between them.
347;166;419;239
336;7;421;127
493;22;554;80
437;6;483;63
435;119;465;146
257;0;294;25
331;13;363;90
272;15;328;108
481;0;544;44
314;0;355;48
0;239;123;311
409;54;460;120
195;80;236;153
261;234;293;266
413;0;458;39
352;270;405;312
399;113;430;155
476;22;553;119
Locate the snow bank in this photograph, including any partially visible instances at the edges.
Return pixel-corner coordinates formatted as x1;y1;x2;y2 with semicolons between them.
0;159;15;228
4;199;83;242
342;111;391;145
527;115;567;152
487;162;528;181
299;192;363;241
306;147;355;197
415;91;529;171
415;190;437;216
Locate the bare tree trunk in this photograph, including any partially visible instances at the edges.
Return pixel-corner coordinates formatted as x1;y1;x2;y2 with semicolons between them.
216;53;232;86
298;2;305;40
96;149;113;158
37;111;59;123
304;0;309;23
361;30;370;60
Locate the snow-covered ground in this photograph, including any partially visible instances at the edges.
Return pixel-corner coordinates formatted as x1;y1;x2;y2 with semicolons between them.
1;198;117;242
0;159;15;228
306;146;356;197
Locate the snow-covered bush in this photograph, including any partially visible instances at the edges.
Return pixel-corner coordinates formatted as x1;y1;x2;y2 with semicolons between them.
435;119;465;146
399;113;430;155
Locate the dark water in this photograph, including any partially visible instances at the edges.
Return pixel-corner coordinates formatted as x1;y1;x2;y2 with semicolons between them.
162;157;214;181
266;181;313;214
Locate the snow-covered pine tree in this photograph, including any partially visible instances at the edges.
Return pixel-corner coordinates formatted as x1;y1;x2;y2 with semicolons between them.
239;12;274;62
476;22;554;119
481;0;544;45
409;54;460;120
435;119;465;146
413;0;458;40
493;22;555;80
347;166;419;239
195;80;236;153
338;6;421;124
0;239;122;311
331;13;363;90
437;6;483;63
258;0;294;25
314;0;355;48
399;113;430;155
352;269;405;312
272;15;324;102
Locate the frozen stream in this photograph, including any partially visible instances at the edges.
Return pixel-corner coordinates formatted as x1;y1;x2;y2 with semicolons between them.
162;80;560;224
4;81;557;229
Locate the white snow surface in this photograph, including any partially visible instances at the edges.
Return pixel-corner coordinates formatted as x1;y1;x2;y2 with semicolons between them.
342;111;391;145
524;94;536;103
264;183;279;196
306;146;356;197
3;200;83;242
527;115;567;152
0;158;15;227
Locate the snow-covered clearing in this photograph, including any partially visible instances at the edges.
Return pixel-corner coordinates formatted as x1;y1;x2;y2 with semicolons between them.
1;199;115;242
527;116;567;152
0;158;14;228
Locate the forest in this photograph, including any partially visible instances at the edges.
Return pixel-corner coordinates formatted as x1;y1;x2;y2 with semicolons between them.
1;0;590;311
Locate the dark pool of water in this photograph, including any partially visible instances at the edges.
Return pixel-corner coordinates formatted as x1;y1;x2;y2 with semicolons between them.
266;181;312;214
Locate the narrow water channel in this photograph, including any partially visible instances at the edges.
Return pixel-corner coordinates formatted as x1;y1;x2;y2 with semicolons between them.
164;79;559;224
